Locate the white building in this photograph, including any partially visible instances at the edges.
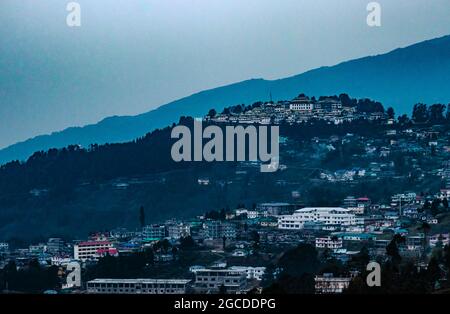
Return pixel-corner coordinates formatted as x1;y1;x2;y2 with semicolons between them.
194;268;247;293
229;266;266;281
74;241;116;261
0;242;9;252
29;243;46;254
235;209;259;219
290;102;314;111
315;236;343;249
51;256;73;266
315;273;352;294
87;278;191;294
289;96;314;112
429;234;450;247
278;207;357;230
142;224;166;240
166;222;190;240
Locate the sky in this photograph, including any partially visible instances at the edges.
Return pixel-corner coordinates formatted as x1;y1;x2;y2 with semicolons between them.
1;0;450;149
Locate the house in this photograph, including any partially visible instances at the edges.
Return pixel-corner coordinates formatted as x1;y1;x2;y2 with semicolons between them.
194;268;247;293
74;241;116;261
315;236;343;249
278;207;357;230
429;234;450;247
165;221;190;240
315;273;352;294
406;234;425;251
229;266;266;281
87;278;191;294
143;224;166;241
0;242;9;252
257;203;298;216
203;220;237;239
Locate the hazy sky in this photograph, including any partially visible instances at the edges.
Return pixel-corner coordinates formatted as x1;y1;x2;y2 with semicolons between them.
1;0;450;148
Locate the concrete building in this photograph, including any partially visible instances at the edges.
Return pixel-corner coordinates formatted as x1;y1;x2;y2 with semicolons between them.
342;196;357;208
406;234;425;251
87;278;191;294
166;222;190;240
315;236;343;249
194;268;247;293
143;224;166;241
315;273;352;294
74;241;116;261
235;209;259;219
0;242;9;252
257;203;298;216
46;238;65;254
278;207;357;230
429;233;450;247
204;220;237;239
289;96;314;111
229;266;266;281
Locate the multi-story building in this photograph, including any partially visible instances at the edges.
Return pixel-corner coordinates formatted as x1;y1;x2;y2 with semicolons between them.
429;233;450;247
203;220;237;239
74;241;116;261
391;192;417;207
142;224;166;241
315;273;352;294
342;196;357;208
166;222;191;240
289;96;314;111
315;236;343;249
221;222;237;239
87;278;191;294
257;202;298;216
29;243;46;254
47;238;65;254
204;220;221;239
229;266;266;281
0;242;9;252
235;209;259;219
194;268;247;293
316;99;342;112
406;234;425;251
278;207;357;230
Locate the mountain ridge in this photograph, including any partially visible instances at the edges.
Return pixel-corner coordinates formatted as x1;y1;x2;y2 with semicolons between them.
2;34;450;165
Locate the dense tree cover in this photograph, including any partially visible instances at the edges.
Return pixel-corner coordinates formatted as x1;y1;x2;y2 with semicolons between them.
262;238;450;294
412;103;450;124
263;243;319;294
84;249;155;280
1;96;446;201
139;205;146;228
0;260;60;293
1;95;450;240
345;241;450;294
204;209;227;220
179;236;197;250
0;124;191;198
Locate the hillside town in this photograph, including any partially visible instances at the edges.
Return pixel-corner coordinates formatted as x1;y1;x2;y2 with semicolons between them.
207;94;388;126
1;94;450;294
0;192;449;294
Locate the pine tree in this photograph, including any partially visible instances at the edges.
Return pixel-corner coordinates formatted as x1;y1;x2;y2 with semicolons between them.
139;206;145;228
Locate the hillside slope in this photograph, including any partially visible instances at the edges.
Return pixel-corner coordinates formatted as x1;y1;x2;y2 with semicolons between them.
1;35;450;164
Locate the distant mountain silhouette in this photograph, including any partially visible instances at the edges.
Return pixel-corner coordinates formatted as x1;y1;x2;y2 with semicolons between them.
1;34;450;165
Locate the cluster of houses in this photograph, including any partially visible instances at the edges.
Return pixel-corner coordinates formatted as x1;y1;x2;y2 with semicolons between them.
310;125;450;183
207;95;388;126
1;189;449;294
